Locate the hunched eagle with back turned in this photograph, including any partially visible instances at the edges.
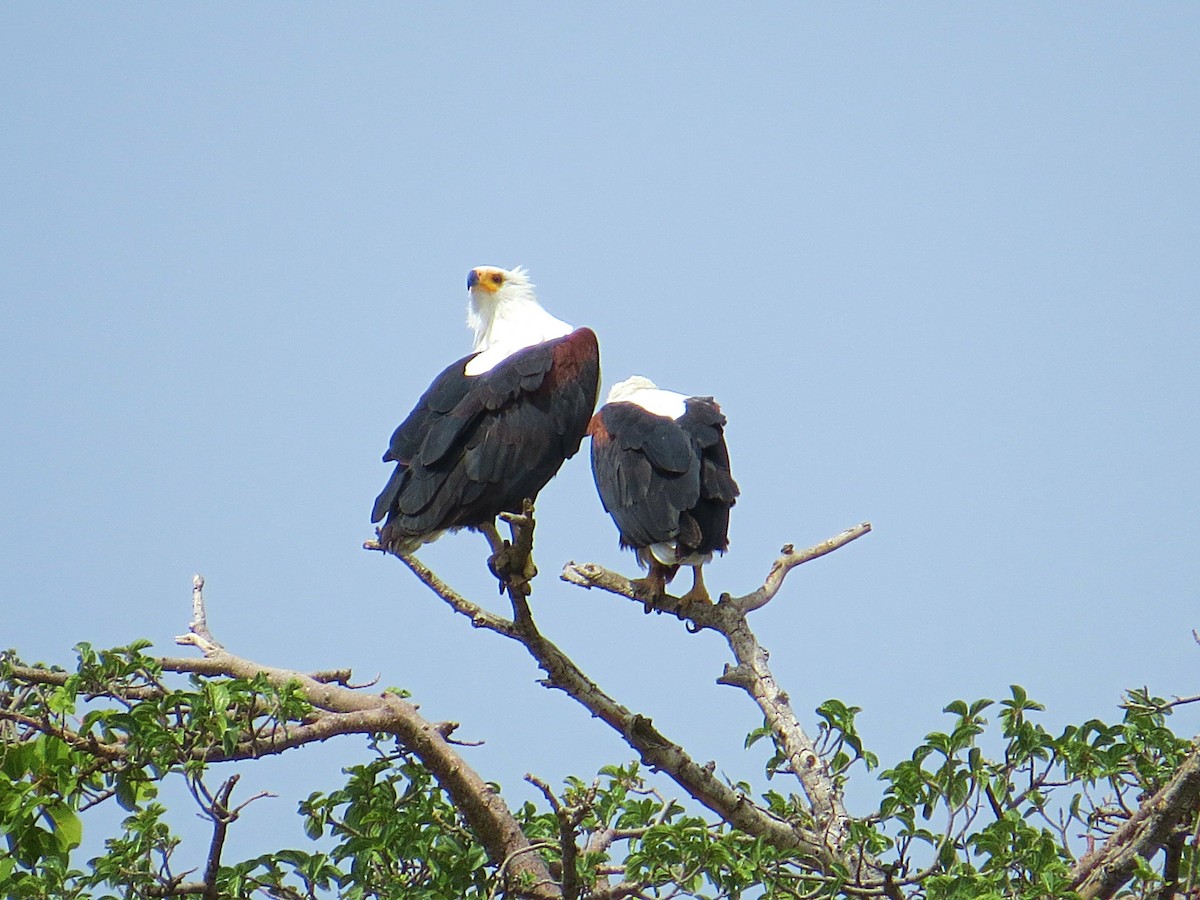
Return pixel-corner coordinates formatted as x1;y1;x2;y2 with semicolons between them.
372;266;600;553
588;375;739;605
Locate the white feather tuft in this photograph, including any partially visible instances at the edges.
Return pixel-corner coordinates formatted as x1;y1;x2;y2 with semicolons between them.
605;375;688;419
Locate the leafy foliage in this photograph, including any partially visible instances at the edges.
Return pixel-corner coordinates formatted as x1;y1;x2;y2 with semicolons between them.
2;641;1198;899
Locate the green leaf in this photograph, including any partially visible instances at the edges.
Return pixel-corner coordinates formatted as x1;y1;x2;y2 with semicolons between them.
45;802;82;851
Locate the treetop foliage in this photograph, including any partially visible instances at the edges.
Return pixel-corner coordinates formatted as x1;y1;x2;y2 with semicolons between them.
3;516;1198;899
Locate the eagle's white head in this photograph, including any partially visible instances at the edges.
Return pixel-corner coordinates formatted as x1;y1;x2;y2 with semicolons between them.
606;375;659;404
464;265;574;374
606;375;688;419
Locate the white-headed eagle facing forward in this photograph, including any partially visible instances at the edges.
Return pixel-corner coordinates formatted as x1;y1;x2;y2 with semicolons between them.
372;266;600;553
588;375;739;605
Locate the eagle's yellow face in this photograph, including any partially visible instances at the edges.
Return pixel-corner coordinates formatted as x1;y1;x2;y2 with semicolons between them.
468;267;507;294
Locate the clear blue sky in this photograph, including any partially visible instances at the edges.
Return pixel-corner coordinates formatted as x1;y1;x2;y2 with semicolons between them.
3;3;1198;865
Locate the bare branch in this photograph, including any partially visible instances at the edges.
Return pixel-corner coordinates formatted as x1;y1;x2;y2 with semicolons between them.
168;576;562;900
480;520;506;556
528;775;581;900
558;523;895;895
1069;741;1200;899
590;883;650;900
176;574;223;653
144;882;207;897
8;663;166;701
487;840;559;900
0;707;126;760
395;552;518;637
560;562;644;604
717;614;848;847
196;775;240;900
385;511;843;878
1156;828;1185;900
726;523;872;612
308;668;356;686
560;522;871;618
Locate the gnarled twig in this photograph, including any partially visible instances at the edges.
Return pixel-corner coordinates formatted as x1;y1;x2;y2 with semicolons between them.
382;513;890;892
1069;741;1200;899
559;522;890;894
172;577;560;900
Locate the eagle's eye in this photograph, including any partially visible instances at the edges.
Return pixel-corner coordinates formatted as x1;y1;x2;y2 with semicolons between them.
490;273;503;284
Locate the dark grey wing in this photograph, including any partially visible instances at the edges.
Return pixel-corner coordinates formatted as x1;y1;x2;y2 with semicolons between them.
589;402;701;550
371;353;476;525
375;329;600;546
677;397;739;555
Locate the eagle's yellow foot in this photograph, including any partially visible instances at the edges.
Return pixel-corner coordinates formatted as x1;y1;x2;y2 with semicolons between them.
676;568;713;607
677;585;712;607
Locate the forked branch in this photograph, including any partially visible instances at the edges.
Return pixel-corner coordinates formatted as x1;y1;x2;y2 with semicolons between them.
381;513;897;894
727;522;872;612
560;521;872;617
561;530;873;813
170;577;560;900
560;522;886;891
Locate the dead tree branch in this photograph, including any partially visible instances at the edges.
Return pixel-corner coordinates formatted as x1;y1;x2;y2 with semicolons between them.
1068;740;1200;899
380;512;899;895
726;522;873;612
196;775;239;900
527;775;585;900
165;577;562;900
560;521;889;893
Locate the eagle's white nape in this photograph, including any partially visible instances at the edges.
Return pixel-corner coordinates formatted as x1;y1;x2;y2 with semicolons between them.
606;375;688;419
466;265;573;376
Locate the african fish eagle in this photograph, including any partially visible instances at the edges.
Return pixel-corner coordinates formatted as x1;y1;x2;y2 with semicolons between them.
372;266;600;553
588;375;739;605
